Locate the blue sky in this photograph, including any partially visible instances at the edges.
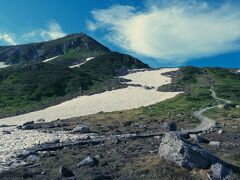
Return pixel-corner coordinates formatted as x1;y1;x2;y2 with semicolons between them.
0;0;240;68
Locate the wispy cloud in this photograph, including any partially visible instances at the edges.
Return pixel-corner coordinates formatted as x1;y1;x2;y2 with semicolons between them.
87;1;240;64
21;21;66;43
0;21;66;45
0;33;16;45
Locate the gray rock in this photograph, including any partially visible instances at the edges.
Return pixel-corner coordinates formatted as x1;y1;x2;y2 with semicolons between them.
0;124;11;128
159;133;220;170
93;174;112;180
59;166;75;177
189;134;209;143
36;118;45;123
161;122;177;132
26;155;38;163
17;121;35;130
2;130;11;134
22;121;34;126
218;129;223;134
209;141;221;148
77;156;98;167
109;134;119;144
72;124;92;133
208;163;231;180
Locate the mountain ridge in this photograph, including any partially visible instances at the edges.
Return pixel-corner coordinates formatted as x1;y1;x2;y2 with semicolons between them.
0;33;111;64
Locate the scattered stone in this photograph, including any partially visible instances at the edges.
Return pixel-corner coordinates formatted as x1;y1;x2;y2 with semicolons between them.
217;104;224;109
161;122;177;132
59;166;75;177
72;124;92;133
26;155;38;163
41;171;46;175
22;121;34;126
0;124;11;128
207;163;231;180
17;150;35;159
77;156;99;167
123;121;133;127
189;134;209;143
2;130;11;134
218;129;223;134
159;133;220;170
18;121;35;130
94;154;102;160
93;173;112;180
109;135;119;144
139;124;147;129
149;150;157;154
53;139;60;143
209;141;221;148
36;118;45;123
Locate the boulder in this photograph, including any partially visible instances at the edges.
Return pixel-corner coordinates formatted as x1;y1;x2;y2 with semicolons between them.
218;129;223;134
72;124;92;133
2;130;11;134
26;155;38;163
209;141;221;148
189;134;209;143
77;156;98;167
93;173;112;180
22;121;34;126
159;133;220;170
36;118;45;123
59;166;75;177
109;134;119;144
208;163;231;180
161;122;177;132
17;121;35;130
0;124;11;128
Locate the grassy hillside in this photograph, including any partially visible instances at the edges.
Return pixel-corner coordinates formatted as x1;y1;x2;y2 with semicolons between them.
0;53;148;117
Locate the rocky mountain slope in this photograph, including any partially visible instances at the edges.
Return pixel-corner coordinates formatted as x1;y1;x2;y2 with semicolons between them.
0;33;110;65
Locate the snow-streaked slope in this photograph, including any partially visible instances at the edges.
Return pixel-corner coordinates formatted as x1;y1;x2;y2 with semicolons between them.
69;57;95;68
0;68;181;125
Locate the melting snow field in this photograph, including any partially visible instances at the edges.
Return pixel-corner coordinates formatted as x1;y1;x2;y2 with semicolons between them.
0;68;181;171
0;68;181;126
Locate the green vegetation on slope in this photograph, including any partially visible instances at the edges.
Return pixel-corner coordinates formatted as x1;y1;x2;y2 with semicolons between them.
69;66;240;130
0;52;148;117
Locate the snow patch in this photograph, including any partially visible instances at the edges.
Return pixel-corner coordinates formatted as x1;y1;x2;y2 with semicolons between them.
0;62;10;69
42;56;59;62
69;57;95;68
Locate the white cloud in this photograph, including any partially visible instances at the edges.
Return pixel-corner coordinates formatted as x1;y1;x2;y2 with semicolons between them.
88;2;240;63
0;21;66;45
40;21;66;40
0;33;16;45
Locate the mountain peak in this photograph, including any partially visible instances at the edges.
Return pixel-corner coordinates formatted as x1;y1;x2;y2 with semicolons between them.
0;33;111;64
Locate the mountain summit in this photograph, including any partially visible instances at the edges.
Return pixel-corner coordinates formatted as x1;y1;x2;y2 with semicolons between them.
0;33;111;64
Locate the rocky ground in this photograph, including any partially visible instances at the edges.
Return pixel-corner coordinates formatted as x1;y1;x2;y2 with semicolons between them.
0;67;239;179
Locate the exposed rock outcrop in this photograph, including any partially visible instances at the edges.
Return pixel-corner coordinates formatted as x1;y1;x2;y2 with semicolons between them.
72;124;92;133
159;133;220;170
